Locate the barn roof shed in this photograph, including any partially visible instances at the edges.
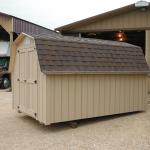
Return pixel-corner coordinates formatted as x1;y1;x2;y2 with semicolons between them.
9;32;150;125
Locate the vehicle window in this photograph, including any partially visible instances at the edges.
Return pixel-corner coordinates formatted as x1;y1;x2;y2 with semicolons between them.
0;59;6;66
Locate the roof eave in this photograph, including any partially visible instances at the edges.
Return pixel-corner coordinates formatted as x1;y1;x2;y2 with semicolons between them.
42;71;150;75
0;12;12;18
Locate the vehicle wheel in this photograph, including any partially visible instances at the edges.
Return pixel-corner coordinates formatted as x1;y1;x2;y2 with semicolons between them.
1;78;10;89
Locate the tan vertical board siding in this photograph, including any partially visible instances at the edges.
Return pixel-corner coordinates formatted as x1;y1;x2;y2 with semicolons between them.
123;13;129;28
75;75;82;119
39;64;43;121
112;16;118;29
19;50;26;111
134;75;139;111
115;75;120;114
129;75;134;112
44;74;146;124
46;75;51;125
87;75;94;118
54;75;62;122
90;23;95;30
0;15;13;32
129;11;135;28
105;75;110;115
146;30;150;92
61;75;69;122
93;75;99;117
26;49;38;118
120;75;125;113
142;12;147;27
81;75;88;119
110;75;115;114
42;73;47;124
101;19;107;29
139;75;143;110
106;17;112;29
71;9;150;31
99;75;105;116
143;75;146;111
50;75;55;123
118;14;124;28
145;75;148;111
33;50;38;117
135;9;142;28
95;21;101;29
68;75;75;120
37;59;46;124
125;75;130;112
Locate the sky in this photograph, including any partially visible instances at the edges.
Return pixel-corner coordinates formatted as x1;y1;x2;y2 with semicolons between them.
0;0;143;30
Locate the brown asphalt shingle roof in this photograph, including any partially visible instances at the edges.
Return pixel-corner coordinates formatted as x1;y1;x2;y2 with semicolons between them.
25;32;150;74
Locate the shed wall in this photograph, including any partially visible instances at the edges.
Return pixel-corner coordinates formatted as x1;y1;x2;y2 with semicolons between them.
69;9;150;31
46;74;147;125
146;30;150;92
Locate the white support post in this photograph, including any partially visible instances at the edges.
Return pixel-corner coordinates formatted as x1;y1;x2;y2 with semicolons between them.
10;32;13;54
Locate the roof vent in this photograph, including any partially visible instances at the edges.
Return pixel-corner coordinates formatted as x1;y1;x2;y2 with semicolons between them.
135;0;149;7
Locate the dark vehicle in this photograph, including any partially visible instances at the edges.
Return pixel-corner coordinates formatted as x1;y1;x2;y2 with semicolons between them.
0;57;10;89
0;41;10;89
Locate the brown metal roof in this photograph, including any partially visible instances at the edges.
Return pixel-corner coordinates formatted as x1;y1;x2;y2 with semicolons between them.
24;32;150;74
0;12;57;34
54;3;150;32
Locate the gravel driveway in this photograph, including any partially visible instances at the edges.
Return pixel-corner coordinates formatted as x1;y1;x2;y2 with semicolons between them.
0;92;150;150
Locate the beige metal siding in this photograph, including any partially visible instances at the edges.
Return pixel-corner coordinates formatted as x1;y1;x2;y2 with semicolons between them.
0;15;13;32
146;30;150;92
70;9;150;31
37;62;47;124
46;74;147;125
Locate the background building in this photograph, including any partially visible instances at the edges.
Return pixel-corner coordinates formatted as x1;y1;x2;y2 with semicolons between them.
54;3;150;91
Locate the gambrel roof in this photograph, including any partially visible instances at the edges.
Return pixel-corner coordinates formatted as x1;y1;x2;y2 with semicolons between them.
9;32;150;74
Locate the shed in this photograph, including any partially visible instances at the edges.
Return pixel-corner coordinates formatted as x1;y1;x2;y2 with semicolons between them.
9;32;150;125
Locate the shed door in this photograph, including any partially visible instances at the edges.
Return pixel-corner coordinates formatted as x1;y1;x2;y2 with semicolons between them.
26;48;37;118
18;47;37;119
18;49;26;113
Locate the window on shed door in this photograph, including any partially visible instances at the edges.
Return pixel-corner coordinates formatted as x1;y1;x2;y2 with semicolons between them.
24;37;30;44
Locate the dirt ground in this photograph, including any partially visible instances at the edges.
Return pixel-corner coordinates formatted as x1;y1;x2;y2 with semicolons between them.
1;92;150;150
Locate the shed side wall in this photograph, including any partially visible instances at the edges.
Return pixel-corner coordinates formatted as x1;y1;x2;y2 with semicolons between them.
69;9;150;31
46;74;147;124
